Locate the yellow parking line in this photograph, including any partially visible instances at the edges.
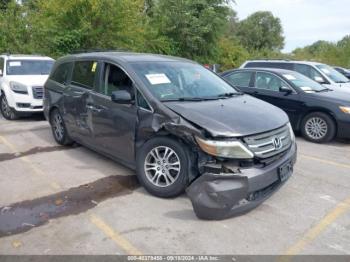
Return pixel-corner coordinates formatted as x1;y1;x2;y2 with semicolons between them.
90;214;142;255
0;135;62;190
284;196;350;255
301;154;350;170
1;134;142;254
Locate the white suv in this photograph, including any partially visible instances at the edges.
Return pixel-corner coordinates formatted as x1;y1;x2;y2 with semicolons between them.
241;60;350;92
0;54;54;120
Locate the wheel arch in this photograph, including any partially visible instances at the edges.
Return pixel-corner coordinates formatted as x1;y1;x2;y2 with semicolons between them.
299;107;338;129
301;108;338;137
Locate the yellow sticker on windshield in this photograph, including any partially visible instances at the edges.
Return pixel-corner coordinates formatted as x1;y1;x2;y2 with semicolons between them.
91;62;97;72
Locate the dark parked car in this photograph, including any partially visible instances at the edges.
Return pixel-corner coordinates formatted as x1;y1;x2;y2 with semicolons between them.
44;52;296;220
222;68;350;143
334;66;350;80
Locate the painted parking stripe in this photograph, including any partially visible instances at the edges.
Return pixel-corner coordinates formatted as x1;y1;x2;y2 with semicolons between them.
0;135;62;190
284;196;350;255
90;214;142;255
301;154;350;170
0;134;142;254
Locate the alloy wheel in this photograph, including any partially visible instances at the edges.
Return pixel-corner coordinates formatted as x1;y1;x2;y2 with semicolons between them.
144;146;181;188
1;95;12;118
305;117;328;140
52;113;65;141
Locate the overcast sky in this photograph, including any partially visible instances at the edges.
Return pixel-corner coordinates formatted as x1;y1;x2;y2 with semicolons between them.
234;0;350;53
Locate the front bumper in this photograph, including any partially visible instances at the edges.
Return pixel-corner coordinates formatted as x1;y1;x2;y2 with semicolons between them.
187;143;297;220
8;92;43;112
337;120;350;139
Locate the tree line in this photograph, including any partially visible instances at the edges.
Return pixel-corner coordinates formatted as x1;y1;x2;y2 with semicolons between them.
0;0;349;71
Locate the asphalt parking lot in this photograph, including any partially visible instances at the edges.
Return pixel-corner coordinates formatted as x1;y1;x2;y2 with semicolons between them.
0;114;350;255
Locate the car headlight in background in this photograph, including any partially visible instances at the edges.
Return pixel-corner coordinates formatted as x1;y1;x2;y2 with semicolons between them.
10;82;28;95
195;137;254;159
339;106;350;114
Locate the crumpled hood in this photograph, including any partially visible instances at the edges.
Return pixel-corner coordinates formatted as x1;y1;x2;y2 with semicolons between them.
4;75;49;87
164;95;289;137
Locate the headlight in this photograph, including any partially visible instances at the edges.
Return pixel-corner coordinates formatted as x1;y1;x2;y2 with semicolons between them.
339;106;350;114
10;82;28;94
288;123;295;142
195;137;254;159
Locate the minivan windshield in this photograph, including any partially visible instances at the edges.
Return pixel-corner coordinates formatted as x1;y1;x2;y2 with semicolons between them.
315;64;349;83
131;62;238;101
282;72;328;93
6;60;54;75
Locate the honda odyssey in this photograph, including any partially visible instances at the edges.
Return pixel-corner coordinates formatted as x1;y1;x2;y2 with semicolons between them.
44;52;297;220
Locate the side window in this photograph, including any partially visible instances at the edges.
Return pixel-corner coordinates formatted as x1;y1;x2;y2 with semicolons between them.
71;61;97;89
50;62;72;85
293;64;324;81
137;90;151;111
0;58;4;76
100;63;134;97
255;72;289;92
225;72;253;88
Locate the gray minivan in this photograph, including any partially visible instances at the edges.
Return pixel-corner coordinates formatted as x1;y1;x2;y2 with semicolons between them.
44;52;297;219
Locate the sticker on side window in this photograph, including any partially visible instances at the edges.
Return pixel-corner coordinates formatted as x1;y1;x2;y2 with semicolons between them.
9;61;21;67
145;73;171;85
283;74;296;80
91;62;97;72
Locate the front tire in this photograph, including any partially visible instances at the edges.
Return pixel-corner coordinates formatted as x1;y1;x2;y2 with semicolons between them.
0;94;18;120
50;109;73;145
301;112;336;143
136;137;189;198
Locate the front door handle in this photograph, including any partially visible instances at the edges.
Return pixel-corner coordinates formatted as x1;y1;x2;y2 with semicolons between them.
86;105;102;113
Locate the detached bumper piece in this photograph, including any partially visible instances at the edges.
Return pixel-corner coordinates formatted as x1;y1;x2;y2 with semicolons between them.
187;144;297;220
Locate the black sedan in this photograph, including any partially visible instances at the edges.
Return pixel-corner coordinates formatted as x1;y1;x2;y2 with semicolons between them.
221;68;350;143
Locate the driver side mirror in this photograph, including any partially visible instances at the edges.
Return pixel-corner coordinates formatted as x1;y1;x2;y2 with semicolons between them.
279;86;293;94
111;90;133;104
314;76;326;84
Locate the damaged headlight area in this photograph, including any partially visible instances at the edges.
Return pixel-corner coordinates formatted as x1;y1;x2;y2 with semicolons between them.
195;136;254;159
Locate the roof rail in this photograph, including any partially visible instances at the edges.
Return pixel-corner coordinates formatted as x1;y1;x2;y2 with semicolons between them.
250;59;292;61
72;48;130;54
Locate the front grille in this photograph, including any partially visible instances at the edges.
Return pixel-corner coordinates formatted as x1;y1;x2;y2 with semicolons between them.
32;86;43;99
243;125;292;159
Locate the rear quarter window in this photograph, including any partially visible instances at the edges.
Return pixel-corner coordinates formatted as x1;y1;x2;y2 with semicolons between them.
71;61;97;89
50;62;73;85
225;71;253;88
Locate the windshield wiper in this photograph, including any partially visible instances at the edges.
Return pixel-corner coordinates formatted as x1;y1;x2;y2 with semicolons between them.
217;92;244;98
336;81;350;84
162;97;216;102
315;89;332;93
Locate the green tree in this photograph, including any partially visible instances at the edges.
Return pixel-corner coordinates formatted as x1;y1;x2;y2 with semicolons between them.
235;11;284;52
27;0;151;57
0;0;32;53
149;0;233;62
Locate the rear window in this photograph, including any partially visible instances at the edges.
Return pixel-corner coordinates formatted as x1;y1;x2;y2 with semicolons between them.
225;71;253;88
245;62;292;70
6;60;54;75
71;61;97;89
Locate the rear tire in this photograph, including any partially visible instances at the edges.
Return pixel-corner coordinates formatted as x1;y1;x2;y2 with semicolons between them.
50;109;73;145
301;112;336;143
0;94;18;120
136;137;189;198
